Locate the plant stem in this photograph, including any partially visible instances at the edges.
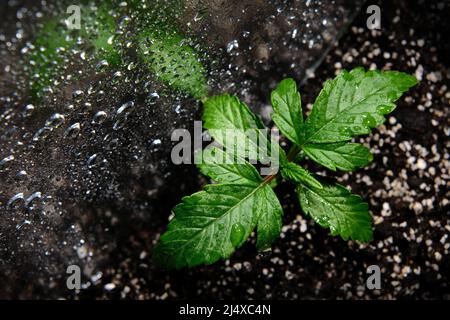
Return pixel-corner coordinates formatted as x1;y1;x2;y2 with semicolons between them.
286;144;302;162
262;144;302;185
262;172;277;185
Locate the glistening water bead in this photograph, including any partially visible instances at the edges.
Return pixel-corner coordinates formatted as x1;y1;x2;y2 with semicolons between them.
0;155;14;172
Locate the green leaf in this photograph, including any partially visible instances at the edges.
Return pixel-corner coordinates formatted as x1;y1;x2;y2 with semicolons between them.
154;183;283;269
203;94;270;163
297;183;373;242
303;142;373;171
198;146;262;184
293;150;306;163
138;31;208;100
203;94;264;132
281;162;322;189
271;78;303;144
303;68;418;144
255;185;284;250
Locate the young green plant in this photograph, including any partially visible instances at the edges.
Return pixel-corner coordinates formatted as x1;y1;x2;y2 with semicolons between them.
154;67;418;269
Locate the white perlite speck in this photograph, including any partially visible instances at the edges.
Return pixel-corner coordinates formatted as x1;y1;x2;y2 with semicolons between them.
104;283;116;291
416;158;427;170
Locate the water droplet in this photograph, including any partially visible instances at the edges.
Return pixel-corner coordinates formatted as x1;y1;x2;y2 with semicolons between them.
387;92;399;101
338;126;352;137
113;118;127;130
15;170;28;180
116;101;134;116
96;59;109;71
147;92;160;106
72;90;84;100
104;134;119;150
111;71;122;84
45;113;65;128
83;102;93;112
64;123;81;138
96;90;105;103
92;111;108;124
347;115;356;122
377;104;394;114
107;35;115;45
0;155;14;171
25;192;42;211
113;101;135;130
362;113;376;127
33;126;52;141
87;154;98;168
126;62;135;71
315;215;330;226
22;104;35;117
16;219;31;230
230;223;245;247
151;139;162;146
7;192;24;209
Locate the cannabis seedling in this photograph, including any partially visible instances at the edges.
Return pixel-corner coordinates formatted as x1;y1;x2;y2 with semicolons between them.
154;67;418;269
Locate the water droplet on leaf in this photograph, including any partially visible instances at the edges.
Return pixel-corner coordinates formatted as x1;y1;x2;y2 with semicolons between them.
230;223;245;247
